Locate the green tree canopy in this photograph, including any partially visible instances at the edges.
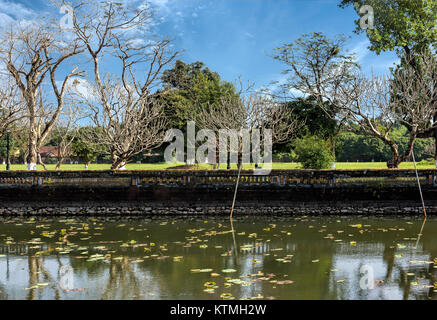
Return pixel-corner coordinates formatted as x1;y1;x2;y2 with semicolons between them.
71;127;108;166
340;1;437;162
161;60;238;130
0;134;17;160
340;0;437;55
283;97;338;140
273;97;338;154
337;126;434;162
293;135;334;169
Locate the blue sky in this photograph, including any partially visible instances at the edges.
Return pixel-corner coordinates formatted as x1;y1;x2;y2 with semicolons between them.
0;0;398;90
148;0;398;89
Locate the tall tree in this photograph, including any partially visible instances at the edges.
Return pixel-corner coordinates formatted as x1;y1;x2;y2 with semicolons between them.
272;32;356;166
69;0;180;170
340;0;437;164
49;101;85;170
161;60;238;130
339;0;437;55
273;32;437;168
196;93;303;168
0;21;83;170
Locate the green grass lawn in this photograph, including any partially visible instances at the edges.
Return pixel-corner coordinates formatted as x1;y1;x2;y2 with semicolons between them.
0;161;435;171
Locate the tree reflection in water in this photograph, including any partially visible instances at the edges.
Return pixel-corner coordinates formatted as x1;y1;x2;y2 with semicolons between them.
0;216;436;300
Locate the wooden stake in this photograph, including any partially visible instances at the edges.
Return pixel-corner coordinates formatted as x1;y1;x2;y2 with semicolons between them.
412;150;427;218
230;164;242;219
230;217;238;259
414;218;427;250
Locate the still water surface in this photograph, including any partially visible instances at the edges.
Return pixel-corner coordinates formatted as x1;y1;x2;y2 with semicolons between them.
0;215;436;300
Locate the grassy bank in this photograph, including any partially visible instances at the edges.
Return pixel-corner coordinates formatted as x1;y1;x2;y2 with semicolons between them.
0;162;435;171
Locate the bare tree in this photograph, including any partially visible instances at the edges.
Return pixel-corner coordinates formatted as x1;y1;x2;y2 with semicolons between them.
52;99;85;170
199;94;301;143
272;33;357;116
334;54;437;168
0;21;84;170
0;80;23;139
273;33;437;168
78;80;169;170
334;73;404;168
68;0;180;170
272;33;359;166
197;93;303;168
391;53;437;165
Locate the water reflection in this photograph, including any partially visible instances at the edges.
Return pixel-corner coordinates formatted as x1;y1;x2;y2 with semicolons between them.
0;215;436;300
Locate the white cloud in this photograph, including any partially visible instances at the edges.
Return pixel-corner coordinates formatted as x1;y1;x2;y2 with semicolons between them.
347;39;400;74
59;77;94;101
0;0;34;19
0;12;14;26
127;38;146;47
146;0;169;9
244;32;255;39
0;0;37;34
369;58;400;73
261;74;305;99
349;40;370;62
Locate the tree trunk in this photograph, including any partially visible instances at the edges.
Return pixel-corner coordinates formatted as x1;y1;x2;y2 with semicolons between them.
434;139;437;169
430;114;437;168
111;159;126;170
386;142;401;169
37;153;48;171
55;157;64;170
111;152;126;170
212;138;220;170
388;128;418;169
27;125;38;170
387;158;401;169
387;150;413;169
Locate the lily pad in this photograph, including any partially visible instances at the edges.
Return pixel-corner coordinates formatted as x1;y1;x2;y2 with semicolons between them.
221;269;237;273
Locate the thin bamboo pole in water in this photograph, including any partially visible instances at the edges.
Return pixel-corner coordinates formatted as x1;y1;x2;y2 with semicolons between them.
412;150;427;218
414;218;427;250
230;164;242;218
230;217;239;259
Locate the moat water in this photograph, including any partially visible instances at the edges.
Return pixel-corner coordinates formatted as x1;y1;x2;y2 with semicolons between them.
0;215;435;300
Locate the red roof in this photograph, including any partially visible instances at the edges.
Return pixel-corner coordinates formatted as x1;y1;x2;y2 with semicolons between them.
39;146;59;157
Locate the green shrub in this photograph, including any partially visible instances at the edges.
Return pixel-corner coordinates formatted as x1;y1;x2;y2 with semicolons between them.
417;159;434;166
294;136;334;169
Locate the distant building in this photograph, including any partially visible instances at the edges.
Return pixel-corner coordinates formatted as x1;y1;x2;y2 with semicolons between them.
39;146;59;160
39;146;72;164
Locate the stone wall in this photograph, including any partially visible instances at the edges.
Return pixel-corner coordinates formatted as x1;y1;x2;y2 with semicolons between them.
0;201;430;216
0;184;434;216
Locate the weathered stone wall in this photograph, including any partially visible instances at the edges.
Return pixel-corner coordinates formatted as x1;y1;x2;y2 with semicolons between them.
0;201;430;216
0;184;434;216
